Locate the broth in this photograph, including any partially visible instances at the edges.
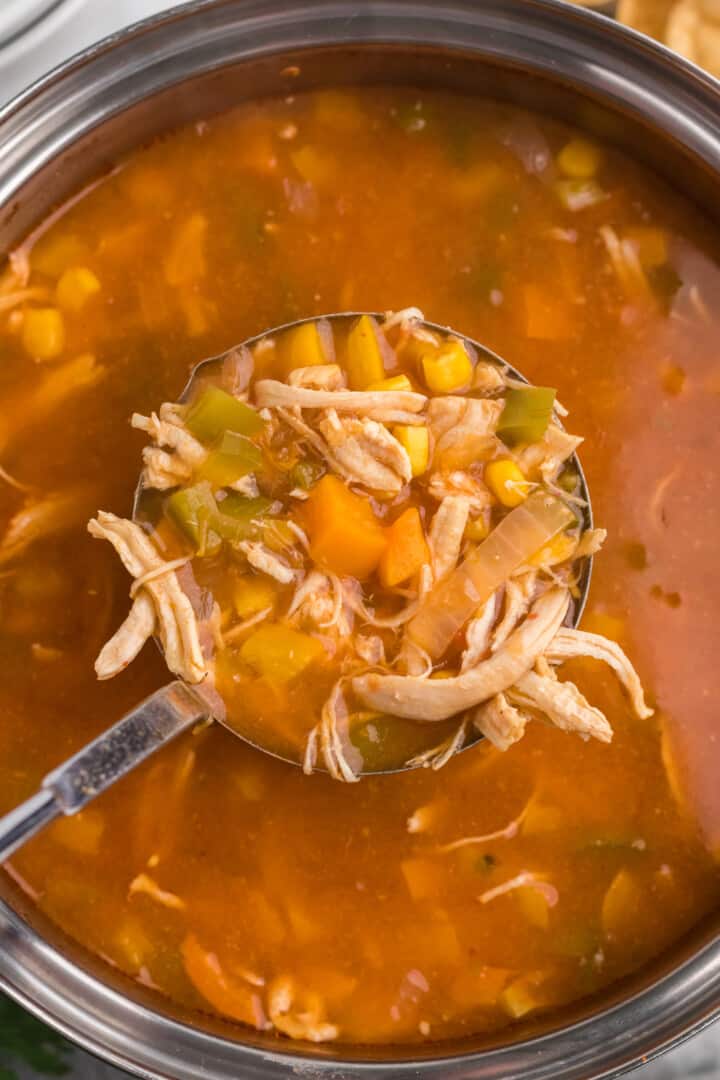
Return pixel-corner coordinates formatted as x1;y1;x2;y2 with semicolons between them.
1;87;719;1044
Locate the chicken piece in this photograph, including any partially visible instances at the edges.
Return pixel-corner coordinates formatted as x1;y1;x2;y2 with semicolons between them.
132;405;207;491
576;528;607;557
355;633;385;665
353;587;569;721
545;628;653;719
288;364;346;390
318;412;411;493
253;378;427;418
237;541;296;584
509;669;613;743
516;423;582;484
428;396;503;470
94;591;156;680
267;975;338;1042
0;485;98;566
429;496;471;580
427;470;493;515
288;569;351;633
304;679;358;783
472;361;508;394
473;692;529;750
230;474;259;497
407;719;468;771
491;571;537;652
397;636;433;677
88;511;207;683
460;595;498;672
128;872;186;911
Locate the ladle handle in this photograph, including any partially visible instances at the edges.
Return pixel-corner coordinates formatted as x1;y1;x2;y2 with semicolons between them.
0;681;209;863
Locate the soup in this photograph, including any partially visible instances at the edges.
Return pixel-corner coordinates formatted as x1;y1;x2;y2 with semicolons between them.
1;87;719;1045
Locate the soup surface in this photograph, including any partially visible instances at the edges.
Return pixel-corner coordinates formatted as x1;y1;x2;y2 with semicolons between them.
1;86;719;1045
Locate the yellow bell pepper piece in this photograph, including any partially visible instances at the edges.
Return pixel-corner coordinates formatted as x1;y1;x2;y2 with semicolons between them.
22;307;65;360
393;424;429;477
485;459;531;508
239;624;325;684
56;266;101;312
233;576;277;618
367;374;413;392
305;474;387;579
557;138;602;180
421;340;473;393
282;320;326;374
345;314;385;389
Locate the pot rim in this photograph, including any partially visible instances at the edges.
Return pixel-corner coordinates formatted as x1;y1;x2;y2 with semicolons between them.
1;2;719;1078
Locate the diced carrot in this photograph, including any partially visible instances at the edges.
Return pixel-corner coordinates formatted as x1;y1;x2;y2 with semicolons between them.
523;283;574;340
182;933;266;1027
379;507;429;588
305;474;387;579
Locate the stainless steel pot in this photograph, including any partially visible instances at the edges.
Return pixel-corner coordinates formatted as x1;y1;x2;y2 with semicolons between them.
1;2;719;1076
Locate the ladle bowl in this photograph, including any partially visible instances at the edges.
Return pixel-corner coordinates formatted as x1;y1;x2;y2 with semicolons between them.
0;312;593;862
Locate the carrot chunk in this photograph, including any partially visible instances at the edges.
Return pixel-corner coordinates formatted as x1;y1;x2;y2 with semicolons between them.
305;474;387;579
379;507;429;588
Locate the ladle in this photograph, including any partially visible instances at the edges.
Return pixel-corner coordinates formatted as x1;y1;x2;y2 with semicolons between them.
0;313;592;861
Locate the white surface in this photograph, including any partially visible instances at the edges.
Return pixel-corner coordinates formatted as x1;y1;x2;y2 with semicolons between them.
0;0;179;106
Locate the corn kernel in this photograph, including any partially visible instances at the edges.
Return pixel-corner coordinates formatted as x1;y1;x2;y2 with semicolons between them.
421;340;473;393
368;374;413;392
485;459;530;508
56;266;101;312
557;138;602;180
21;307;65;360
464;515;490;542
393;424;429;476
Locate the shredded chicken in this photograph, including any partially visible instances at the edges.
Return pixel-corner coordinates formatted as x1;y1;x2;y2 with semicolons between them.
237;541;296;584
428;496;471;580
478;871;558;908
407;720;468;771
575;529;607;557
266;975;338;1043
460;596;498;672
128;872;186;910
288;364;345;390
473;692;530;750
288;570;351;633
95;591;156;680
353;588;570;721
132;405;207;490
254;379;426;417
318;412;411;493
545;628;653;720
428;396;502;469
0;485;98;565
355;633;385;666
472;361;509;394
491;571;537;652
427;470;493;515
88;512;207;683
509;670;613;743
516;424;583;484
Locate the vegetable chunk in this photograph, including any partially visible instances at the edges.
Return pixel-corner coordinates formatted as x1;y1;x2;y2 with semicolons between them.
379;507;429;588
305;474;387;579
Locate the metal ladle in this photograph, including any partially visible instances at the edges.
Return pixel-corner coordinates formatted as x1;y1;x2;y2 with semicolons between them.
0;313;592;861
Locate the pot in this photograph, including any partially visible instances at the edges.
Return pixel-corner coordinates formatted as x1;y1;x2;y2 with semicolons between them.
1;2;719;1077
